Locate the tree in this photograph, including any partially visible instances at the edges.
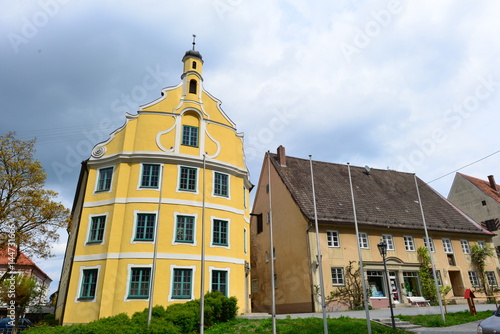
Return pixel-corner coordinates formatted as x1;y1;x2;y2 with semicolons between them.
0;274;46;334
417;246;437;302
439;285;452;314
0;132;70;276
326;261;365;310
470;243;495;297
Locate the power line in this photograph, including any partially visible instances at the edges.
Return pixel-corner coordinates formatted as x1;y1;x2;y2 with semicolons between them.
427;148;500;184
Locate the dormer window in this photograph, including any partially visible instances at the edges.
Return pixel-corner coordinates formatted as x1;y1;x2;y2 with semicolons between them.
189;79;197;94
192;61;197;69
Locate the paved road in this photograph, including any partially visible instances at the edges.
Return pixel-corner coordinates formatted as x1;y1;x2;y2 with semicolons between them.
243;304;497;333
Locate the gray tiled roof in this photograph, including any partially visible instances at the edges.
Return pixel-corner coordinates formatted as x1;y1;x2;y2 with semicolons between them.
270;154;491;235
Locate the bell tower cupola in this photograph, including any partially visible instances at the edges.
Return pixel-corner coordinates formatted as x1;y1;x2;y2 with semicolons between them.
182;34;203;80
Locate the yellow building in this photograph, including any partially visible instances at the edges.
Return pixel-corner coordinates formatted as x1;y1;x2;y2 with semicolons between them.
56;48;252;324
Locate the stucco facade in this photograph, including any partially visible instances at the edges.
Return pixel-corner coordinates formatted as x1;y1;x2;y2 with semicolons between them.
56;49;251;324
448;173;500;253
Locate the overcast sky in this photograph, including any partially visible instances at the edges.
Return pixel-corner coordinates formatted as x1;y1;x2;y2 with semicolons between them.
2;0;500;295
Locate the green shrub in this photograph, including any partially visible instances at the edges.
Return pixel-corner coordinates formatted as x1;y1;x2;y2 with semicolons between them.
164;302;199;333
25;292;238;334
205;291;238;324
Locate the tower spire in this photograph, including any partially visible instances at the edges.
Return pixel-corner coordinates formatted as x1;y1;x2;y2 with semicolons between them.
192;34;196;50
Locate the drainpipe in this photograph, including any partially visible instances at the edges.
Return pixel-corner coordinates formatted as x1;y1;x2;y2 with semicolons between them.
305;223;315;312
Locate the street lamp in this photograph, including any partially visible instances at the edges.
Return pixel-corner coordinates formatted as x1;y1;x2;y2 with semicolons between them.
377;240;396;330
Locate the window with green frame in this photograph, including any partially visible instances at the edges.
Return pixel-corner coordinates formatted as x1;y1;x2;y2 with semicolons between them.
211;270;228;296
96;167;113;191
179;167;197;191
175;216;194;243
88;216;106;243
80;269;98;299
172;268;192;299
129;268;150;298
135;213;156;241
182;125;198;147
214;172;229;197
212;219;228;246
141;164;160;188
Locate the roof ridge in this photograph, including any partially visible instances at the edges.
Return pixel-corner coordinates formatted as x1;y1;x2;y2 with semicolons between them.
270;153;415;175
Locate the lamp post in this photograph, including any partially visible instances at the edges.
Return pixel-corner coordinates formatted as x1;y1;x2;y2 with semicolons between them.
377;240;396;330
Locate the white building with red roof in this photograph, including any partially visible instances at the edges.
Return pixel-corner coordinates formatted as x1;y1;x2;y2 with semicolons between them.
0;248;52;315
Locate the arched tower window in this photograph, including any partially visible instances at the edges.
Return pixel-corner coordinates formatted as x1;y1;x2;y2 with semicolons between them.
192;61;197;69
189;79;197;94
181;111;200;147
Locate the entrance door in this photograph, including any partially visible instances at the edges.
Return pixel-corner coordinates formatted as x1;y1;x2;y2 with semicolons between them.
449;271;465;297
389;271;400;303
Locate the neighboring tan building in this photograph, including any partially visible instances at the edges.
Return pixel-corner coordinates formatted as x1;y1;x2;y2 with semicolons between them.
56;48;252;324
448;173;500;256
250;146;496;313
0;248;52;316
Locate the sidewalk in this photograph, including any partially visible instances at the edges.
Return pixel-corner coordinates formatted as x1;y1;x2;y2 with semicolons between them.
275;304;496;320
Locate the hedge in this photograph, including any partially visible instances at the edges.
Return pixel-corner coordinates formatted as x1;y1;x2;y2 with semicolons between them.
25;291;238;334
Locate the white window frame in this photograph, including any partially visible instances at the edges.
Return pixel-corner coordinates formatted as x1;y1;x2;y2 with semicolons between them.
243;186;247;208
209;266;231;296
358;232;369;249
331;267;345;286
212;171;231;199
75;265;101;303
327;230;340;248
94;166;114;193
382;234;394;251
131;210;157;244
243;228;248;254
424;237;435;252
404;236;415;251
85;213;108;246
172;212;198;246
168;265;196;301
176;165;199;194
123;263;152;302
210;216;231;249
468;270;480;287
436;270;443;286
138;163;162;190
478;240;486;249
486;271;498;287
442;238;453;254
460;240;471;254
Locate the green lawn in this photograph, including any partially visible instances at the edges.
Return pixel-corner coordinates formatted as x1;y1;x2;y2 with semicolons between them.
205;317;408;333
206;310;495;333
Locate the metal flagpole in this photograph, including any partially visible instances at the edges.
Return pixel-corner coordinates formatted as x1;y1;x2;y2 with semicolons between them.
267;152;277;334
309;155;328;334
347;163;372;334
200;155;207;333
414;174;445;322
148;164;164;326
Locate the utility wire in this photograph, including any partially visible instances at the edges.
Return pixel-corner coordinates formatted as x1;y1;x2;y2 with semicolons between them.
426;148;500;184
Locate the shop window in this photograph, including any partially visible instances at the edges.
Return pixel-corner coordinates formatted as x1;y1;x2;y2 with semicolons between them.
367;271;385;297
403;272;421;297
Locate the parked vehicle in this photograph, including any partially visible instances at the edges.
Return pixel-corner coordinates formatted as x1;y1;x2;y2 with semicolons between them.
478;306;500;334
0;318;34;333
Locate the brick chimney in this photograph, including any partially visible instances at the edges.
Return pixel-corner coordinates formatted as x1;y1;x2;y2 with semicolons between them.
277;145;286;166
488;175;497;191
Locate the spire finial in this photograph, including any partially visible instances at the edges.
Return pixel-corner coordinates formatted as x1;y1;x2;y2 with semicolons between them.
192;34;196;50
